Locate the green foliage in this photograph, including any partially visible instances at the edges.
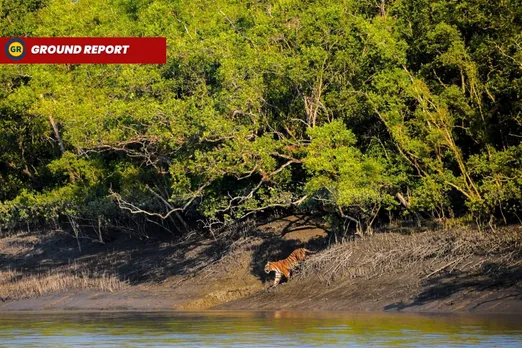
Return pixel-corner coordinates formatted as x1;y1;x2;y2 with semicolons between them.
0;0;521;236
467;144;522;219
304;120;391;231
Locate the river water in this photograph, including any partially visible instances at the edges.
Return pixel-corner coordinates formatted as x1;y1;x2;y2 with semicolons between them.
0;311;521;347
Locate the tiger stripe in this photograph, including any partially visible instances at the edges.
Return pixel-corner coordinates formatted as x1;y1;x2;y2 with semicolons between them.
264;248;312;287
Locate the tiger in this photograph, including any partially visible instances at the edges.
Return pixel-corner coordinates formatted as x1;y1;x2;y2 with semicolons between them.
264;248;312;287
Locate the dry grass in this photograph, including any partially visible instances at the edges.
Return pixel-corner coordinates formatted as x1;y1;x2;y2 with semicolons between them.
0;269;128;301
299;226;522;282
0;232;39;257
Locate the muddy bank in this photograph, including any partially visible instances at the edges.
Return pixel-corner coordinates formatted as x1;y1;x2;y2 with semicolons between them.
1;217;521;313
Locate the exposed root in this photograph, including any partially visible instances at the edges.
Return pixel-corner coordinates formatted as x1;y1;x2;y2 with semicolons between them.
0;269;127;301
298;227;522;283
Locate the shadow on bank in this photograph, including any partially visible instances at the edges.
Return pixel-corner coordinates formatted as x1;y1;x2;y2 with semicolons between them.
384;262;522;311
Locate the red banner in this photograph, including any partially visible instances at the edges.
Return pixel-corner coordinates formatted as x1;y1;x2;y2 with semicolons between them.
1;37;166;64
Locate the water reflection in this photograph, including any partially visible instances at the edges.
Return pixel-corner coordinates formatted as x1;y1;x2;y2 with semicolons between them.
0;311;521;347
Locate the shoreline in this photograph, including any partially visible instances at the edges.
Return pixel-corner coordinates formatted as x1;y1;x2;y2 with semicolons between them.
2;308;522;317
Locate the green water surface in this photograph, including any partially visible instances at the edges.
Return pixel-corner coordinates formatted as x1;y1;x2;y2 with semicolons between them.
0;311;521;347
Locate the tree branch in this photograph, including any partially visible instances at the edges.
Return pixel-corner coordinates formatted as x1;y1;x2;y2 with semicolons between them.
109;183;207;220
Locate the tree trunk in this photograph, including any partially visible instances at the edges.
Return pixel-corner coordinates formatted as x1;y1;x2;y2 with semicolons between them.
49;115;65;154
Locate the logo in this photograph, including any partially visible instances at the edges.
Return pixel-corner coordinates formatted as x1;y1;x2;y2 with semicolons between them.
0;37;165;64
5;38;26;61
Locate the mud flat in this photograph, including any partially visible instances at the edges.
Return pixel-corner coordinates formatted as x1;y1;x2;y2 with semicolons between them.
1;217;521;313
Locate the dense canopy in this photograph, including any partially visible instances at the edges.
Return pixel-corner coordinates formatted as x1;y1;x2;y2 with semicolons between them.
1;0;521;237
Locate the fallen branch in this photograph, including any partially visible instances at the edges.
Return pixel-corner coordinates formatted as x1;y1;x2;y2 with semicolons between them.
422;256;466;280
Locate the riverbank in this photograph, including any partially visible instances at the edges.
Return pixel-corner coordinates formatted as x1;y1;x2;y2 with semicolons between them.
1;217;521;312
